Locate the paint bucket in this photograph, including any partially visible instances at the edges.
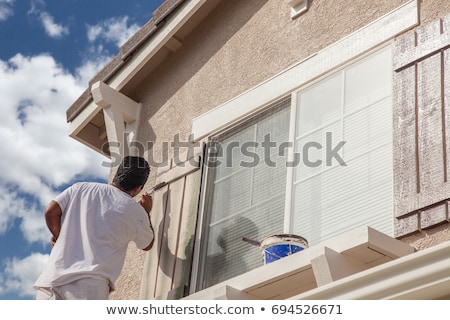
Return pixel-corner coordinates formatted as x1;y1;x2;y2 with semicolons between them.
260;234;308;264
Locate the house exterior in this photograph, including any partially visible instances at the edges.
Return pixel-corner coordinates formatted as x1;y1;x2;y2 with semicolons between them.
66;0;450;300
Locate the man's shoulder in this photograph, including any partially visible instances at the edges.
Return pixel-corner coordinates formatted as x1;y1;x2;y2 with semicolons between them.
67;181;112;197
74;181;108;189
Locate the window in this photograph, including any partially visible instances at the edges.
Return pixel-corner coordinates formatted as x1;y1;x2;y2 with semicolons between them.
193;46;393;291
195;99;291;291
290;47;393;244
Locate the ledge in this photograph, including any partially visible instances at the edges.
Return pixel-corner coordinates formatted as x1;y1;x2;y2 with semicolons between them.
291;238;450;300
183;226;415;300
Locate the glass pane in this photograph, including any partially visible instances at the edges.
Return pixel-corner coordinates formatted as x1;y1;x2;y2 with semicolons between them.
297;73;342;136
198;99;290;290
344;48;392;113
343;97;391;160
295;121;341;181
293;144;393;244
214;125;255;179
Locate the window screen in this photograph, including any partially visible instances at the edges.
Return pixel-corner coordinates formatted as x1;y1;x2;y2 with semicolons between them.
196;98;291;290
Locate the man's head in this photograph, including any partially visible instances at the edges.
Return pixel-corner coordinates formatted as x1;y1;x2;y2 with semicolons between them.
112;156;150;193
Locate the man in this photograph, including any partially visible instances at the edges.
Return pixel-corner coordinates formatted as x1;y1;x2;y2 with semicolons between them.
33;156;154;300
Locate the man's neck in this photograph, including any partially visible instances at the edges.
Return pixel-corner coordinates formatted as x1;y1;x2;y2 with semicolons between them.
112;183;133;196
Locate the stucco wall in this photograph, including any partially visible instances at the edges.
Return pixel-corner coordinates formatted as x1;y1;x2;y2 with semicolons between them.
110;0;450;299
133;0;408;151
420;0;450;24
402;222;450;250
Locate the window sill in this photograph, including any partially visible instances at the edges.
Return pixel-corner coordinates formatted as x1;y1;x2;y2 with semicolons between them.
183;226;415;300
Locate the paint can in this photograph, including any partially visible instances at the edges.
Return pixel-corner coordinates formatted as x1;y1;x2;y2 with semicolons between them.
260;234;308;264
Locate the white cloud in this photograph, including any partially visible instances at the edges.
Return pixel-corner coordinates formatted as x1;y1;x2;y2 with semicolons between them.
0;252;49;298
39;11;69;39
81;16;141;81
0;0;14;21
28;0;69;39
76;50;114;85
0;53;109;242
0;185;47;244
87;16;140;48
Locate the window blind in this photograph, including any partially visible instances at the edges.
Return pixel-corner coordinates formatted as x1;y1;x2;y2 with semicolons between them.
197;99;291;290
291;47;393;245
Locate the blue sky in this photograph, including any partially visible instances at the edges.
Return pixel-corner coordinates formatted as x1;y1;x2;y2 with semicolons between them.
0;0;164;300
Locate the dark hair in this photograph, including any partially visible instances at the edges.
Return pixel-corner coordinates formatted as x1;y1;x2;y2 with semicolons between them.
112;156;150;191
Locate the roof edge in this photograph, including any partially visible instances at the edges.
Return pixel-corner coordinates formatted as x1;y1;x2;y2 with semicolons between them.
66;0;187;123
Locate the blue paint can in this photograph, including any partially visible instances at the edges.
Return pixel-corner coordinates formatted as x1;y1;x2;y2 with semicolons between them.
260;234;308;264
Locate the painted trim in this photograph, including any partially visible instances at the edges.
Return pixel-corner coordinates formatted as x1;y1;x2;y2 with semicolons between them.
191;0;419;141
91;81;141;157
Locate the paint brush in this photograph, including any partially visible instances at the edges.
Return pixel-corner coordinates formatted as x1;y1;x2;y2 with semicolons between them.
146;181;167;195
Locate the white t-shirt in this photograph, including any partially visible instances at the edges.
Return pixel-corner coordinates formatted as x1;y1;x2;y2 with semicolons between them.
34;182;154;291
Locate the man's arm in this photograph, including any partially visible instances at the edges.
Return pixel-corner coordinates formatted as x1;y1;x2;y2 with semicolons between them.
45;200;63;246
140;193;154;251
142;237;155;251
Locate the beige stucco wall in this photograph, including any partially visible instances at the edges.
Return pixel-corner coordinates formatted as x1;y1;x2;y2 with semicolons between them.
402;222;450;251
420;0;450;24
109;0;450;299
133;0;408;151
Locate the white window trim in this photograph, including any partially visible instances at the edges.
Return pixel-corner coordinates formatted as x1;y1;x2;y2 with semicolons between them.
191;0;418;142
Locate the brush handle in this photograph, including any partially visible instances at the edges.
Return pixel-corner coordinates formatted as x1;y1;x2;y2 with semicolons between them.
242;236;261;247
146;181;167;195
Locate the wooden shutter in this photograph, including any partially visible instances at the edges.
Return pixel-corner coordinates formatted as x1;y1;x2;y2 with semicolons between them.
140;150;203;299
393;16;450;237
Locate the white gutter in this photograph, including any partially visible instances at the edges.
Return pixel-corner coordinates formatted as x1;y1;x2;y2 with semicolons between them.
291;239;450;300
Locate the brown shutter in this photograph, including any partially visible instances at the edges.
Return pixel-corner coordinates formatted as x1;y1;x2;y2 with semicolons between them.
140;150;203;299
393;16;450;237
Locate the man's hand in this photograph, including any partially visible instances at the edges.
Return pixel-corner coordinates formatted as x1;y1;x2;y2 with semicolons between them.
140;193;153;213
50;236;57;247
